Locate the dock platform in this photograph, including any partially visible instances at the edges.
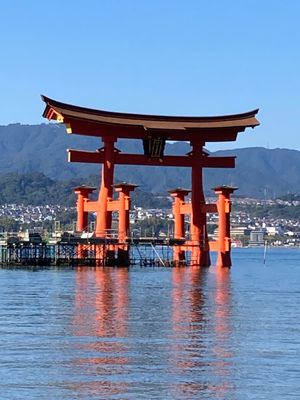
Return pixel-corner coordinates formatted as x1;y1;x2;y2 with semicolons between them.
0;236;191;267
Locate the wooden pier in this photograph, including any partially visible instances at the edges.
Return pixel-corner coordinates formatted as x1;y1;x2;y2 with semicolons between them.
0;234;192;268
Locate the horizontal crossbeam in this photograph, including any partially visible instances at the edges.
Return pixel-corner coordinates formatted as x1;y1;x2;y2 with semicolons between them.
68;149;235;168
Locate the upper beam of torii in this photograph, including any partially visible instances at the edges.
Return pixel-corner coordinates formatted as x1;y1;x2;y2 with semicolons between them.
41;95;259;169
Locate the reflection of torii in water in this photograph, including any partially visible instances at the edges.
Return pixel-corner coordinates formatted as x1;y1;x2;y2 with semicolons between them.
42;96;259;267
170;267;234;398
72;268;129;397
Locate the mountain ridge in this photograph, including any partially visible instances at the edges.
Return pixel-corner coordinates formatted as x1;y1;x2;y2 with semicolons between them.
0;123;299;198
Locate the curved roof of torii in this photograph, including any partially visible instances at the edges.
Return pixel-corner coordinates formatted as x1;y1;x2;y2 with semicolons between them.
41;95;259;141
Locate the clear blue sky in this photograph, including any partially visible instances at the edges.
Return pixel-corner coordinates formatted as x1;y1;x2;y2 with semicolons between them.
1;0;300;151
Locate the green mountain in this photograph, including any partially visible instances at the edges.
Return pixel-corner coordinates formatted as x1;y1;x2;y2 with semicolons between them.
0;123;299;198
0;172;171;208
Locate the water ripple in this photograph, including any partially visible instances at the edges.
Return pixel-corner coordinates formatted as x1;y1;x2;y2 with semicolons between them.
0;248;299;399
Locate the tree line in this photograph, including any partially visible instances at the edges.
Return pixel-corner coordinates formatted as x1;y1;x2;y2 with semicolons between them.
0;172;171;208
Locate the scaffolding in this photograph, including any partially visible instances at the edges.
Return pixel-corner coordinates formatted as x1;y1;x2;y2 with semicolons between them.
0;235;200;268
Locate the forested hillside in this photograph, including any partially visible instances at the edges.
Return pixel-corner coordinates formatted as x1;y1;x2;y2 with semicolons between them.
0;172;171;208
0;123;299;197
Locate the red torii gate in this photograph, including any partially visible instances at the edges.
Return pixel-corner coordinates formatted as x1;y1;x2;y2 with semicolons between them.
41;96;259;267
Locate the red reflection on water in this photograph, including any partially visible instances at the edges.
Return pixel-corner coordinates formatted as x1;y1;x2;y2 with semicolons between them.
214;268;232;336
70;267;129;397
211;267;235;397
74;267;129;338
64;380;125;398
170;266;234;398
170;267;206;376
213;268;234;360
171;266;206;334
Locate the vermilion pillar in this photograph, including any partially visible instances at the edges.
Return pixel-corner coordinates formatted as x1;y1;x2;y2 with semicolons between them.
113;183;137;265
169;188;190;264
96;137;116;236
74;186;96;231
190;141;210;267
113;183;138;241
213;186;237;268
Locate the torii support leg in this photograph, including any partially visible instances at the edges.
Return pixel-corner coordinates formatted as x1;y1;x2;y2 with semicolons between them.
96;137;116;265
116;189;128;265
169;189;190;265
114;183;138;266
75;191;87;233
96;137;116;237
74;186;96;259
214;186;237;268
74;186;96;232
190;143;210;267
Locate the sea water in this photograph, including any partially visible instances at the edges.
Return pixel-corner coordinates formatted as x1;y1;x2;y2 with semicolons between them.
0;248;299;399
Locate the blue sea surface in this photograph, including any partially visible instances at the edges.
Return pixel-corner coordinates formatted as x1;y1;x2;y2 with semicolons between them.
0;248;299;399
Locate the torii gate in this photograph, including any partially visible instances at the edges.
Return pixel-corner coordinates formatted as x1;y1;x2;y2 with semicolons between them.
41;96;259;267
